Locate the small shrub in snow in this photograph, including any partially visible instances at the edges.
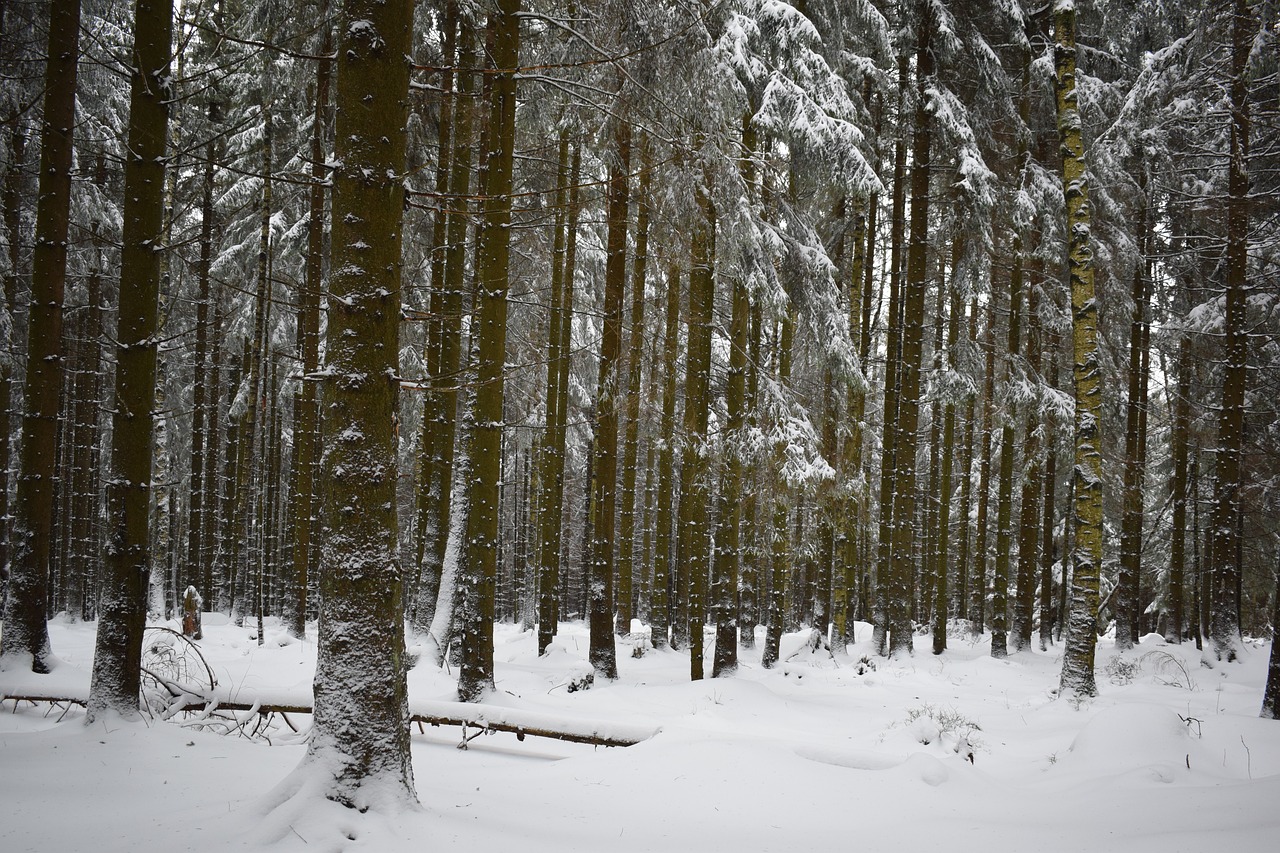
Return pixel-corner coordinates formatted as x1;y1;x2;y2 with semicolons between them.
902;703;982;755
1104;655;1141;685
853;655;877;675
1141;651;1197;691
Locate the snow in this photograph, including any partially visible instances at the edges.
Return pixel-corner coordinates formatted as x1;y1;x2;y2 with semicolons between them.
2;617;1278;852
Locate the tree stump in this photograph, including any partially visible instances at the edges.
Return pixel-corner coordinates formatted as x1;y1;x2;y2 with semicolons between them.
182;586;203;640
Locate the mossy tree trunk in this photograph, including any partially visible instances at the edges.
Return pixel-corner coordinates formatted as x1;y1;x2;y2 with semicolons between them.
1056;0;1103;699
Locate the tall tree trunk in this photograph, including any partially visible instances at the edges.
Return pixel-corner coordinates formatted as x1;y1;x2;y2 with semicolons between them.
932;271;961;654
186;146;215;608
617;136;651;637
69;269;103;621
1038;334;1060;650
536;136;580;654
288;16;332;639
678;189;715;680
742;300;763;646
587;118;632;680
711;258;749;678
1;0;79;674
1056;0;1103;698
972;285;1001;638
1117;183;1149;651
1168;308;1192;644
872;54;911;657
650;264;681;650
414;17;476;632
305;0;416;807
992;251;1026;660
1013;277;1042;652
762;312;794;669
1209;0;1254;663
887;8;934;658
87;0;172;718
457;0;520;702
0;124;24;591
955;296;979;624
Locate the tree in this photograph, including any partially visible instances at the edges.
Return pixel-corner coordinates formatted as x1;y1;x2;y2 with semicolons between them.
302;0;416;807
0;0;79;674
1056;0;1102;700
457;0;521;703
1207;0;1256;663
586;116;630;682
86;0;173;719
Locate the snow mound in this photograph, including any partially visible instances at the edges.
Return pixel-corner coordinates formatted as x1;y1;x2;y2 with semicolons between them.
1068;703;1191;769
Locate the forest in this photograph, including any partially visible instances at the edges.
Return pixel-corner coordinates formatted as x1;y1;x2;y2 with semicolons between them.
1;0;1280;817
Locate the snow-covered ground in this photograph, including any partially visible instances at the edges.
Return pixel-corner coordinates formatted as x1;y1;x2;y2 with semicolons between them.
2;615;1278;852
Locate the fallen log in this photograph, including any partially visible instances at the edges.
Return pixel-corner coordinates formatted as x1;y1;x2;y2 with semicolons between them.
0;691;657;749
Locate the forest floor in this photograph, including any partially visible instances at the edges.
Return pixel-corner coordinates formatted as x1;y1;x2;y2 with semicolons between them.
2;614;1278;852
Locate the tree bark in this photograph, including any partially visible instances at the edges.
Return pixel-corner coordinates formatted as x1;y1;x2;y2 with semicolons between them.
678;189;715;680
304;0;416;807
587;118;631;681
1;0;79;674
1209;0;1254;663
457;0;520;702
1056;0;1103;699
536;137;580;654
87;0;172;719
650;264;681;650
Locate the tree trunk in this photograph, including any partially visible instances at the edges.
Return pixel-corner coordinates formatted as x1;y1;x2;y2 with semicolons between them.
457;0;520;702
762;312;794;669
587;118;631;681
1;0;79;674
1038;334;1060;650
288;16;332;639
0;125;25;591
712;260;749;678
88;0;172;719
536;137;580;654
617;136;652;637
1209;0;1254;663
650;264;681;650
1117;184;1150;651
306;0;416;808
414;16;476;633
887;9;934;658
872;54;911;657
932;273;961;654
679;190;715;680
1056;0;1103;699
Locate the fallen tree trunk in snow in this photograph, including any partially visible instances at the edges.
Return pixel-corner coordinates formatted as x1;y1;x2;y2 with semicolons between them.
0;691;658;748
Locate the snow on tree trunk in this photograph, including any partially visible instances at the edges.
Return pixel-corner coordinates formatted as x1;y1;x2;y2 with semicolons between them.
0;0;79;675
1055;0;1103;700
302;0;416;808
